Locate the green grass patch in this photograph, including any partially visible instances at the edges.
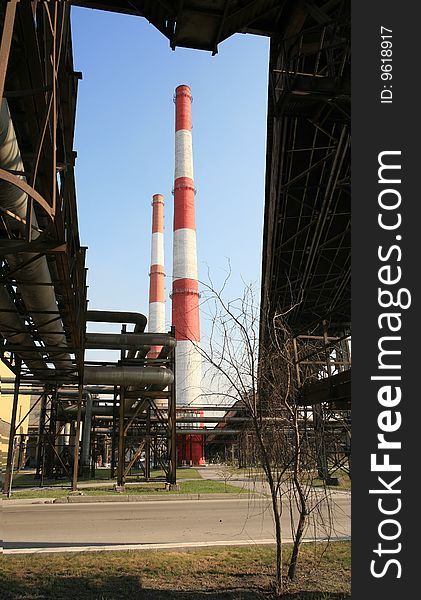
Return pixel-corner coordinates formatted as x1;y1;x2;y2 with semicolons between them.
178;479;246;494
225;465;351;491
3;478;246;500
10;472;72;488
0;541;350;599
2;488;71;500
9;467;201;490
312;478;351;491
126;467;201;481
312;469;351;491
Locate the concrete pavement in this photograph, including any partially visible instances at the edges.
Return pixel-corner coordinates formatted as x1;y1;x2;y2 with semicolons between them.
3;494;350;554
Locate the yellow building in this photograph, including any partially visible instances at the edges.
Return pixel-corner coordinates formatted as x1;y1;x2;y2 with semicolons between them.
0;361;31;474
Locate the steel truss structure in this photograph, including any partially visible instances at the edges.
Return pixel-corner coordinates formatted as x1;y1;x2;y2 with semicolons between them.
0;2;178;494
207;328;351;480
0;0;87;494
1;0;351;493
206;2;351;476
0;0;87;384
259;0;351;479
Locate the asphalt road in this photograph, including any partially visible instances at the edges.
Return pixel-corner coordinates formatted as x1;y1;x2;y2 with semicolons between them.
3;493;350;552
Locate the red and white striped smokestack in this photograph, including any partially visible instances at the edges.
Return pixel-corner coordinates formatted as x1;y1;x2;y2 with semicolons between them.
172;84;202;412
148;194;166;358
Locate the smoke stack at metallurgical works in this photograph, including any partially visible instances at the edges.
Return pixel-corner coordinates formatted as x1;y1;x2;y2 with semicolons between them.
171;84;205;466
148;194;166;359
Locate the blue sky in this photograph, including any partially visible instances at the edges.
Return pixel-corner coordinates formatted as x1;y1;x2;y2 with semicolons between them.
71;7;269;344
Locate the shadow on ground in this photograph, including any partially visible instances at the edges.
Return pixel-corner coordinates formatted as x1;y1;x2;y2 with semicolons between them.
280;594;350;600
0;575;352;600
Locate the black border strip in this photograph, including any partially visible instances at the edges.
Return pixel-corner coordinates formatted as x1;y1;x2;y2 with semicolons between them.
352;1;419;596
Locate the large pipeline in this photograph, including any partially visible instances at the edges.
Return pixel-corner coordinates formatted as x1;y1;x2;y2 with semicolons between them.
54;390;93;468
85;313;174;410
81;391;93;469
0;100;71;376
86;309;149;360
83;366;173;387
85;332;175;351
86;310;147;332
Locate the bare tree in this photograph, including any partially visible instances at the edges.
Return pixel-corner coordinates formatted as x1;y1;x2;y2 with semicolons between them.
197;270;338;595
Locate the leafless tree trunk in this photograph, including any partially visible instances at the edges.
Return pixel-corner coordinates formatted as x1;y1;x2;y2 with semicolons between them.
196;270;340;594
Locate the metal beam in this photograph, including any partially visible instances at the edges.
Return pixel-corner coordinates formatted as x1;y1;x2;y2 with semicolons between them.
2;357;21;496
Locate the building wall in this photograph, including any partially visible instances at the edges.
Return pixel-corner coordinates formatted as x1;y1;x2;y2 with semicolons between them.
0;362;31;472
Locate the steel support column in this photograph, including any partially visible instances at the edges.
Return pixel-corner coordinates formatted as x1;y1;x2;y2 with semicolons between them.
3;357;22;496
35;391;48;479
45;390;58;478
110;385;118;478
0;0;18;100
71;383;83;490
117;385;125;488
117;325;127;488
167;333;177;485
145;406;151;480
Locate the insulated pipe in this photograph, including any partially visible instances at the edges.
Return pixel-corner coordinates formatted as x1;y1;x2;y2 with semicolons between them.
172;85;202;407
86;310;148;363
61;405;142;418
148;194;166;358
58;390;94;468
81;392;93;468
0;100;71;375
84;322;174;410
64;422;71;446
0;386;170;398
85;332;175;350
83;366;173;387
86;310;147;332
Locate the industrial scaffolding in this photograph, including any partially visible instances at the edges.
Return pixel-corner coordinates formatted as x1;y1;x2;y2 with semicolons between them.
0;2;178;494
1;0;351;493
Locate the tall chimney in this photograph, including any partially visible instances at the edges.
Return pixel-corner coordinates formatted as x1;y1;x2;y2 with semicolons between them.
148;194;165;358
172;85;204;465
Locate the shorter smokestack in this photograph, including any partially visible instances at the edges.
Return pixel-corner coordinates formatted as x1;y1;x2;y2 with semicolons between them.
148;194;166;358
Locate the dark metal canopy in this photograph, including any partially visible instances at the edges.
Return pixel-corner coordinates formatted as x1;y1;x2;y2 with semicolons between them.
72;0;289;53
260;0;350;337
1;2;87;383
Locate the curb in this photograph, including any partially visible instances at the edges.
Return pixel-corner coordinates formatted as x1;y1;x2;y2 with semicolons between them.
3;492;254;506
3;536;351;556
56;492;251;504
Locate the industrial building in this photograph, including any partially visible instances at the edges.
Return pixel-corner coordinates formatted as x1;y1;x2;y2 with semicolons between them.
0;361;30;472
1;1;350;494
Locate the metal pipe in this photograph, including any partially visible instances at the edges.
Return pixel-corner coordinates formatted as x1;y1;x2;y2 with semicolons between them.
86;310;147;331
59;405;249;422
0;100;71;375
85;332;175;350
81;392;93;469
83;366;173;387
71;384;84;491
86;310;149;364
1;386;170;398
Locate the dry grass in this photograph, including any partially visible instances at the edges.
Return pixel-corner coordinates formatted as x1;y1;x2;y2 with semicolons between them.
0;542;350;599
